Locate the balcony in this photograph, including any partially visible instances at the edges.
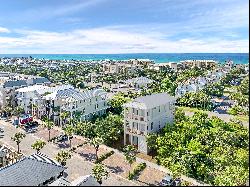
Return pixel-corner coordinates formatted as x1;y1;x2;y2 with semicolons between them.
126;127;145;136
125;113;148;121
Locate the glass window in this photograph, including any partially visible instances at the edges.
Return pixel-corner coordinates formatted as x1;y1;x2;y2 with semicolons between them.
151;122;153;130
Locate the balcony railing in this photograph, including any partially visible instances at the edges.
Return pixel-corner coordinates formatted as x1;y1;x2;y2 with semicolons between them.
124;113;148;121
126;127;145;136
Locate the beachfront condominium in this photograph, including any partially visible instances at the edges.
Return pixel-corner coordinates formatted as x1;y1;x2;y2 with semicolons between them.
180;60;217;69
123;92;176;154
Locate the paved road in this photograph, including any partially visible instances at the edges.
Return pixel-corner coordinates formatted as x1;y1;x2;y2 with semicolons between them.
184;111;249;128
0;120;137;186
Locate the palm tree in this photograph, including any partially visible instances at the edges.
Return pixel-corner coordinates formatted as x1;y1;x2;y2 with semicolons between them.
55;150;72;166
123;145;136;175
32;104;38;118
63;125;74;148
60;111;69;127
89;137;103;161
42;117;54;141
11;132;26;153
92;163;109;185
31;140;46;154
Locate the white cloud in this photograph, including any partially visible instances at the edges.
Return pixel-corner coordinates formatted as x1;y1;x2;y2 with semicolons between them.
0;27;10;33
0;27;248;54
21;0;107;21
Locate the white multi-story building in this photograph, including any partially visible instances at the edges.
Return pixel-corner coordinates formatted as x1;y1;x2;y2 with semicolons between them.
175;76;207;97
44;88;109;125
175;68;227;97
180;59;217;68
123;92;176;154
0;74;50;110
15;84;73;118
15;84;109;125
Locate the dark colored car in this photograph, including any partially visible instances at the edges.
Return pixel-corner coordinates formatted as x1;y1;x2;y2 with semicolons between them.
56;134;68;142
23;121;38;132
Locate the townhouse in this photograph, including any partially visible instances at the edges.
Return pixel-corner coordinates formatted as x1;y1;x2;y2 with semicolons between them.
44;87;109;125
0;74;50;109
15;84;73;118
123;92;176;154
175;68;228;97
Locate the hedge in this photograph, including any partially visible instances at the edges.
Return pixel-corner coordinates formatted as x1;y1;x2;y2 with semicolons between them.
128;162;147;180
95;150;115;164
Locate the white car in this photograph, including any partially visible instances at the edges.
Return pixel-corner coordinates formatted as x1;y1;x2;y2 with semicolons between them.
159;175;173;186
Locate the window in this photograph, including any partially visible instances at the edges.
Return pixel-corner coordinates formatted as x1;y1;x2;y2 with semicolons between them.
96;104;99;108
96;98;98;101
151;122;153;130
159;106;160;112
147;111;149;116
136;110;138;115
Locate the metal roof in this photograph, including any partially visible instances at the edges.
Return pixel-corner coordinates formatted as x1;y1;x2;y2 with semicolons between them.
0;153;66;186
3;80;27;88
124;92;176;109
54;88;107;102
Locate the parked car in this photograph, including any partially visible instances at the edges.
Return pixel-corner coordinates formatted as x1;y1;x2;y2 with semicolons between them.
159;175;173;186
56;134;68;142
26;128;37;134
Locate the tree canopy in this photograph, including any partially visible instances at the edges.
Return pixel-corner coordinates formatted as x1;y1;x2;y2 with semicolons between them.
153;111;249;186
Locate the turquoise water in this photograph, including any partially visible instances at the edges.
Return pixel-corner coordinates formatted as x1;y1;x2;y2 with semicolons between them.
0;53;248;64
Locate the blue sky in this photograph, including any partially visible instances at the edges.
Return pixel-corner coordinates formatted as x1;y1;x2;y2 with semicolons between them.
0;0;249;53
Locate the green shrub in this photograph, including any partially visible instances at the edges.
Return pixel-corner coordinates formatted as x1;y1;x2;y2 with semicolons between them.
128;162;147;180
95;150;114;164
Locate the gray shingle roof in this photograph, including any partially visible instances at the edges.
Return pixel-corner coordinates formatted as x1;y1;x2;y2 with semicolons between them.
0;153;66;186
32;77;51;84
49;177;71;186
124;92;176;109
71;175;100;186
3;80;27;88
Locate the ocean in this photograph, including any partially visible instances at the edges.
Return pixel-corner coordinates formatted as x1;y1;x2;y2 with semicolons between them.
0;53;248;64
